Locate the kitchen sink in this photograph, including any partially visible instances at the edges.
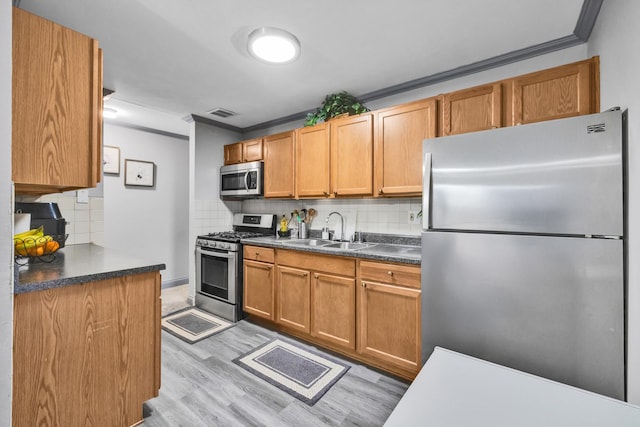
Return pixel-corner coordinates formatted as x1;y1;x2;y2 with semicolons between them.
323;242;375;250
283;239;334;247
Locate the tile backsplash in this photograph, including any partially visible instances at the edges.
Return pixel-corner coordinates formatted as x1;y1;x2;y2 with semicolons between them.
16;193;104;246
194;197;423;238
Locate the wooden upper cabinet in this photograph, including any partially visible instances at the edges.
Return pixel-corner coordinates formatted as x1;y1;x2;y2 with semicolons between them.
330;113;374;197
243;138;263;162
442;82;502;136
12;7;103;194
374;98;437;197
224;138;263;165
224;142;243;165
296;123;331;198
263;131;295;198
510;57;599;126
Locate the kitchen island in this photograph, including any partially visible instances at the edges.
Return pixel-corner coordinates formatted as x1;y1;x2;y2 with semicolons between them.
13;243;164;427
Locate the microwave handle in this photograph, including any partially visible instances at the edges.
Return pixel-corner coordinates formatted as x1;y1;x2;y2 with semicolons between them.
244;172;250;191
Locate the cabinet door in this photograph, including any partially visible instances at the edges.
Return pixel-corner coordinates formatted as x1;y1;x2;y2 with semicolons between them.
243;260;275;320
442;83;502;136
375;99;437;197
511;58;598;125
358;280;421;374
243;138;263;162
330;114;374;197
276;266;311;333
296;124;331;198
224;142;243;165
12;7;103;194
263;131;295;198
311;272;356;350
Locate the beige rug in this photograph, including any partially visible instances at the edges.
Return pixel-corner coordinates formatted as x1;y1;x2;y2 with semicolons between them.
233;338;350;405
162;308;235;344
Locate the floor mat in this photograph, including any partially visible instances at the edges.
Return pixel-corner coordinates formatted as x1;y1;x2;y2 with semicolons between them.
233;338;350;406
162;308;235;344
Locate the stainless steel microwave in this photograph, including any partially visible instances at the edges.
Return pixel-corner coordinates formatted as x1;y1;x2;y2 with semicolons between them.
220;161;263;199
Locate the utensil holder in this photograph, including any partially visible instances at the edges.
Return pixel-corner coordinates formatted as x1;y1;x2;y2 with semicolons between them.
299;222;309;239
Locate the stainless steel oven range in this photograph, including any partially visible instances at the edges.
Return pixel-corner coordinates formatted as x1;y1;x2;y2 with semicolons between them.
195;213;275;322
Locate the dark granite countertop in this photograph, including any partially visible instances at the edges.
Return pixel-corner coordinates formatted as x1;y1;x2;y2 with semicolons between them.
14;243;166;294
241;233;421;265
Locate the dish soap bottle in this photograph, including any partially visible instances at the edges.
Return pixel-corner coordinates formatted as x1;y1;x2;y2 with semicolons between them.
280;214;288;232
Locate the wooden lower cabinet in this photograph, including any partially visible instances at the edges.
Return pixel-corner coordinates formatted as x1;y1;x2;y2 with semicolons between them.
311;272;356;351
244;246;422;379
357;261;421;376
275;250;356;352
276;265;311;333
243;259;275;320
13;271;161;427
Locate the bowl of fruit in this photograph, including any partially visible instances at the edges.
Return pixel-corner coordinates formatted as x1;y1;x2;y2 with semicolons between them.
14;226;63;261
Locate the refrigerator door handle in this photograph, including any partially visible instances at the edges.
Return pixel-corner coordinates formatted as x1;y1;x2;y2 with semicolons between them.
423;152;432;230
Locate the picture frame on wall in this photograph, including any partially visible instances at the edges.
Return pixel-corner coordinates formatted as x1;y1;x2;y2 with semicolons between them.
124;159;155;187
103;145;120;175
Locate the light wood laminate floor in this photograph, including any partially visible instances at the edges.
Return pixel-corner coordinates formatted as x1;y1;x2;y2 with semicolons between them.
146;287;409;426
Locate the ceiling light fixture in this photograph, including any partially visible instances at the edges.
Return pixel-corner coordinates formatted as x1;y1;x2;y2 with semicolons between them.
103;107;118;119
247;27;300;64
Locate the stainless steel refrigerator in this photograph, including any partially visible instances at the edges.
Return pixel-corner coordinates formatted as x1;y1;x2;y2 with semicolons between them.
421;109;625;400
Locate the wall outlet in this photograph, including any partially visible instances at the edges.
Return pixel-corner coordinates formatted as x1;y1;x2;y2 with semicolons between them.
408;210;420;224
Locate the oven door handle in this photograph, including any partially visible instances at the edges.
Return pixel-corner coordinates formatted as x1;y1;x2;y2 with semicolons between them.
197;247;234;259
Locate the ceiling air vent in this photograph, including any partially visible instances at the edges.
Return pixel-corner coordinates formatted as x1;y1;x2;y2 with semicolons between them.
207;107;237;119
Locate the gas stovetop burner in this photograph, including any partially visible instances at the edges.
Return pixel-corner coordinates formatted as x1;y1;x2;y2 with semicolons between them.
196;213;276;250
202;231;266;242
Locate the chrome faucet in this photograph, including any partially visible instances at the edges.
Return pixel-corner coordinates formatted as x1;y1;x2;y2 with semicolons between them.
326;211;345;241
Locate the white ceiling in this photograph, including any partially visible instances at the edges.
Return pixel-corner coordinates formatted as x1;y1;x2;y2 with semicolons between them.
16;0;592;136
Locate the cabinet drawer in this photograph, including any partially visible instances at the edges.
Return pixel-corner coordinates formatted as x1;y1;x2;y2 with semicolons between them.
359;260;421;289
244;245;275;263
277;249;355;276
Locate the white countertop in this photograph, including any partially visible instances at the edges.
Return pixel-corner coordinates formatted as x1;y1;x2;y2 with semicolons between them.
384;347;640;426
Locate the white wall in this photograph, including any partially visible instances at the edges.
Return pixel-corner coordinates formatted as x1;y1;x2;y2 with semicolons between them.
0;1;12;424
588;0;640;404
188;122;241;300
103;123;189;286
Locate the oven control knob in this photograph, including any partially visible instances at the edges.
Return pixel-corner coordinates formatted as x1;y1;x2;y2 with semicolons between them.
220;243;229;250
196;239;203;246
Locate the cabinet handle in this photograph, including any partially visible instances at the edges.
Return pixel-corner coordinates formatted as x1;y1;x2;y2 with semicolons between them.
387;271;394;276
303;272;308;277
323;191;329;197
314;273;319;279
362;282;366;288
334;191;338;196
255;252;260;257
378;188;383;195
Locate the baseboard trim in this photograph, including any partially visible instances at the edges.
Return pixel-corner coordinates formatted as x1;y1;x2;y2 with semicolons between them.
162;277;189;289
